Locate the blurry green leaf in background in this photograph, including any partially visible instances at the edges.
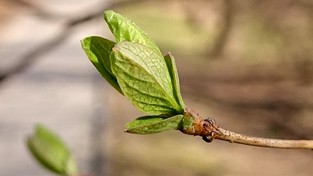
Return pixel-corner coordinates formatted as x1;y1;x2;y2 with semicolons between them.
27;124;78;176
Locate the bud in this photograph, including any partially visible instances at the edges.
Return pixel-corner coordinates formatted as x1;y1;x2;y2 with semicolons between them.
81;10;186;133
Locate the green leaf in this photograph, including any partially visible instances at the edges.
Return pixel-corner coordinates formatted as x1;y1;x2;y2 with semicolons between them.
164;53;185;109
27;124;78;176
81;36;123;94
125;115;184;134
104;10;163;58
111;41;183;114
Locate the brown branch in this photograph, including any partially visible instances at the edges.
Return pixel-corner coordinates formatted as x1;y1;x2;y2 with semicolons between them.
215;127;313;149
0;30;70;84
0;0;150;85
10;0;57;19
182;108;313;149
208;0;234;58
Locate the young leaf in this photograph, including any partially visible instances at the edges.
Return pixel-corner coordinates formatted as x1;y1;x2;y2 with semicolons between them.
164;53;185;109
104;10;163;58
81;36;123;94
125;115;184;134
27;124;78;176
111;41;183;114
82;11;187;133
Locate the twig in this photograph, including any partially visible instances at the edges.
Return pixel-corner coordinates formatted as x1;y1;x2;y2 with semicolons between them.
208;0;234;58
0;30;70;84
0;0;149;85
182;108;313;149
215;127;313;149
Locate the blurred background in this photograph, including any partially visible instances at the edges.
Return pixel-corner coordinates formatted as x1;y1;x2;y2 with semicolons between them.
1;0;313;176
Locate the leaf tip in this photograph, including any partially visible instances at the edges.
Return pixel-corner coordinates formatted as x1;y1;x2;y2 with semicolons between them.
104;10;116;23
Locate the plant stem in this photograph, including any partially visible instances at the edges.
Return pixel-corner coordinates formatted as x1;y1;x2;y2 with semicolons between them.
215;127;313;149
182;108;313;149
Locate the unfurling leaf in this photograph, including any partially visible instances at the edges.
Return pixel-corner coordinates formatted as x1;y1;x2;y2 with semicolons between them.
27;124;78;176
81;36;122;94
126;115;184;134
111;41;182;114
104;10;162;57
82;10;187;134
164;53;185;109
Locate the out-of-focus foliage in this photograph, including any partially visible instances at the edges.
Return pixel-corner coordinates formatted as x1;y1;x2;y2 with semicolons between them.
27;124;78;176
